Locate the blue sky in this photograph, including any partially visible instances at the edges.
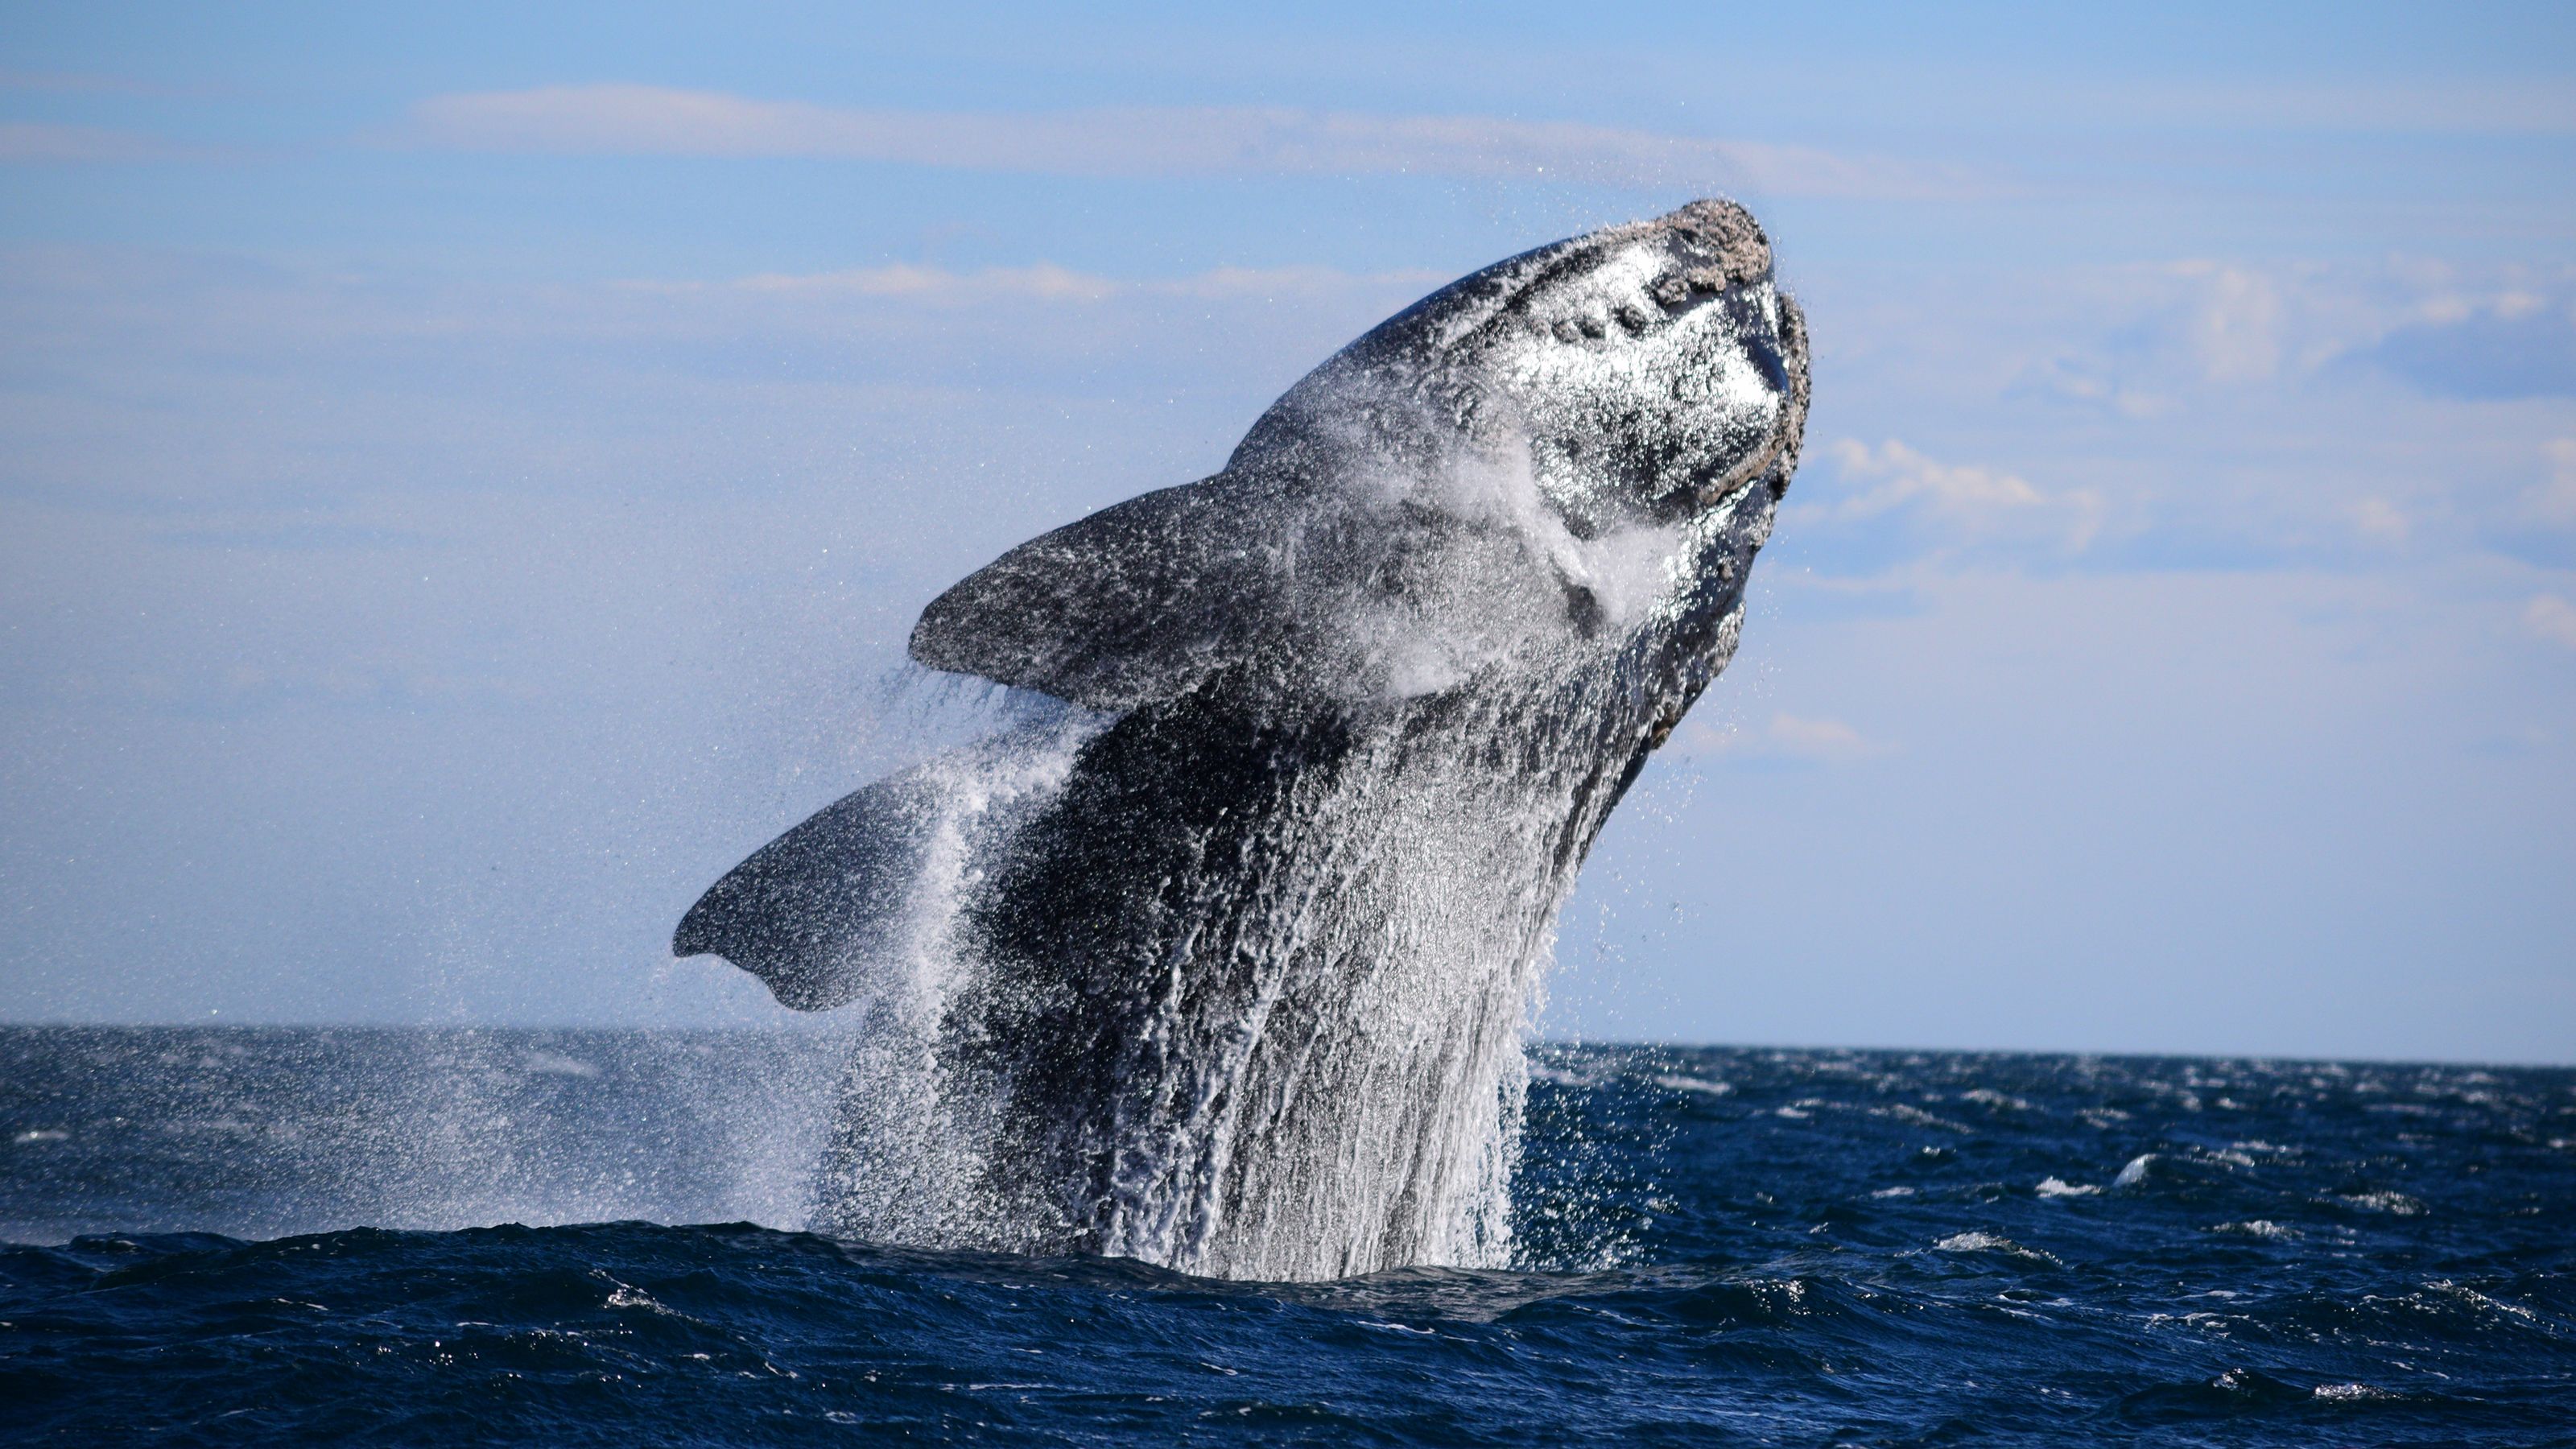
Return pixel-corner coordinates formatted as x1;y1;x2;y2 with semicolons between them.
3;2;2572;1060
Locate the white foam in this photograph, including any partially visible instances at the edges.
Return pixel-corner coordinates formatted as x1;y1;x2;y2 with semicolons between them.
2034;1177;2099;1198
1653;1074;1732;1096
2312;1382;2392;1402
1872;1103;1972;1133
2429;1279;2544;1324
1931;1232;2061;1265
2211;1219;2298;1240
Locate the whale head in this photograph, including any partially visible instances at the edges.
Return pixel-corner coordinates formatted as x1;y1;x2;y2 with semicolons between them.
1234;198;1810;537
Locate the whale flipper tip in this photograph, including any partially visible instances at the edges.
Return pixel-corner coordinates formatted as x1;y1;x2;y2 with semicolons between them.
672;772;935;1011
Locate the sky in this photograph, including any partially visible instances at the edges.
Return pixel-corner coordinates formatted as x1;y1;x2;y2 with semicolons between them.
2;2;2572;1061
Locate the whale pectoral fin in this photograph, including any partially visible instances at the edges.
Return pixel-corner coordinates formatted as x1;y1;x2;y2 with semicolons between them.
672;773;935;1011
908;473;1291;711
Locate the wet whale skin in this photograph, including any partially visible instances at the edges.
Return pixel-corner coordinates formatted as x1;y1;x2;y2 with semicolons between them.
676;200;1811;1280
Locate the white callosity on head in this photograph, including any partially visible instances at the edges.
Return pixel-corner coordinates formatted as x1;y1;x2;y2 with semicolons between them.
1261;196;1790;510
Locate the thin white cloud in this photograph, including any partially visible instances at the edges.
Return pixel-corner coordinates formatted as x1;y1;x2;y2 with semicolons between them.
1790;439;2105;562
686;260;1447;307
2351;497;2410;544
2174;262;2284;383
2527;594;2576;651
1674;712;1889;763
2530;439;2576;527
2092;76;2576;138
0;121;200;163
2010;258;2568;407
404;84;1979;200
1821;439;2049;517
0;69;188;97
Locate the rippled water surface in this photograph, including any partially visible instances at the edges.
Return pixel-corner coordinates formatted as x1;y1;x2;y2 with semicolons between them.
2;1028;2569;1444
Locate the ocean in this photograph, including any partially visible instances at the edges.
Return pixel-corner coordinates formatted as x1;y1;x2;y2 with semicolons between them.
1;1027;2568;1444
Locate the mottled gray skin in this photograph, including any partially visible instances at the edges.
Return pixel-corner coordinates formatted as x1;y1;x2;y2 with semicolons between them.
677;200;1810;1277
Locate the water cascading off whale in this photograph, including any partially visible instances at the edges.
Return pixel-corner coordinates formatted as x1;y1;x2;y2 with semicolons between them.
674;198;1810;1281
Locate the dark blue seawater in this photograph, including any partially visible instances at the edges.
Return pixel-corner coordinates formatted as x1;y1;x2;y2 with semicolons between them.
2;1029;2569;1445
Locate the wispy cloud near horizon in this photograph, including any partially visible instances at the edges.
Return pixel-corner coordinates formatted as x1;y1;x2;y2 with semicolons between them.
0;121;207;163
1672;711;1891;765
402;85;1983;200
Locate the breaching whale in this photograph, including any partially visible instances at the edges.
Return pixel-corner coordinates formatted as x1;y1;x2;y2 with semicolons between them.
675;199;1810;1280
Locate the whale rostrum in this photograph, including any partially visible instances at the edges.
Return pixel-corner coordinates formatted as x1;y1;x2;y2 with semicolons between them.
675;199;1810;1279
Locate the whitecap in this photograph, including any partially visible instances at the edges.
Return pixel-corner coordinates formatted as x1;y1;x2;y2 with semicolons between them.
2211;1219;2298;1240
1870;1186;1917;1199
2034;1177;2099;1198
1872;1104;1972;1133
2312;1382;2392;1402
1653;1074;1732;1096
2112;1153;2157;1188
10;1129;68;1145
2429;1280;2545;1324
1932;1232;2061;1265
1360;1320;1439;1336
2337;1191;2425;1216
